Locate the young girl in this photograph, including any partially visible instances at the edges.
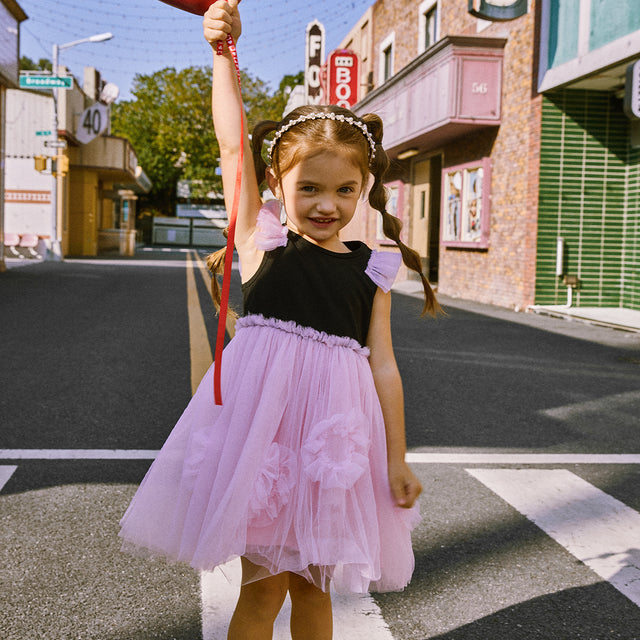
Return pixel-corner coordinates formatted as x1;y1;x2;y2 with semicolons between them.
120;1;440;637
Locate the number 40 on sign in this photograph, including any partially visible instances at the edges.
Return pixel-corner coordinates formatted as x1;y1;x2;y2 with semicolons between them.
76;103;108;144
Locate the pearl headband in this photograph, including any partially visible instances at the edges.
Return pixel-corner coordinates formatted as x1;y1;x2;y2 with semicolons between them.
267;112;377;165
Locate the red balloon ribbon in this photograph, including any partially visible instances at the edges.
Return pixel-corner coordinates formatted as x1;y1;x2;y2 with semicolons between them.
213;33;243;405
158;0;242;404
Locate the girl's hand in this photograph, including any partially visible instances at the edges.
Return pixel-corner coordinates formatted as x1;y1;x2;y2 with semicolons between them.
388;460;422;509
203;0;241;50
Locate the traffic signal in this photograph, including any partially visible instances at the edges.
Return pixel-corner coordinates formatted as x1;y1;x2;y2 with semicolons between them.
58;155;69;175
51;155;69;176
34;155;47;172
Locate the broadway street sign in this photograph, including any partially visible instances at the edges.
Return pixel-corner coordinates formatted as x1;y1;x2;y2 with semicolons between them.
19;75;72;89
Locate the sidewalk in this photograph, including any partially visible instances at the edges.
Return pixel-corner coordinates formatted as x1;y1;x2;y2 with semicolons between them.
392;280;640;349
528;304;640;332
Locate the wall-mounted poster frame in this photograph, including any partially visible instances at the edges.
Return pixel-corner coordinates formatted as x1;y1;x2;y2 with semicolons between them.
441;157;491;249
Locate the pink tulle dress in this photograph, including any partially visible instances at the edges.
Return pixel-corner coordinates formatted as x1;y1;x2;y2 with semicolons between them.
119;206;420;594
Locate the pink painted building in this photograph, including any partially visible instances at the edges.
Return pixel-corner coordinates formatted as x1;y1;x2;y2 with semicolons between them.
340;0;540;310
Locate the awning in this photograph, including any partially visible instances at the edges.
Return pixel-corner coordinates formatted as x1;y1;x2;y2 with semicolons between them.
355;35;507;158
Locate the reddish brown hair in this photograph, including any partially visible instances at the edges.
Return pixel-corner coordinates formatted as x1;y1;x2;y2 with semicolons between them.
209;104;441;317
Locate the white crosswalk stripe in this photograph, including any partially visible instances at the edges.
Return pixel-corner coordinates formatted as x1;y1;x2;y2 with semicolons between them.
0;465;17;492
201;559;394;640
3;452;640;636
468;468;640;608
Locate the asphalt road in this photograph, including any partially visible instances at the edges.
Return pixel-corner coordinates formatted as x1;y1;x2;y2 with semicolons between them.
1;249;640;640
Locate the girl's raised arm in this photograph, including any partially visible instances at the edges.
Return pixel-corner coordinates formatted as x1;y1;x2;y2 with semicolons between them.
204;1;262;253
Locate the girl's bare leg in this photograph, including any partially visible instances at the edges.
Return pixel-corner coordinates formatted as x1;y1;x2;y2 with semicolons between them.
227;558;289;640
288;572;333;640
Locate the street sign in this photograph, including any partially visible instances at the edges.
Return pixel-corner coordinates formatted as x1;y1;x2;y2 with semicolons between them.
75;103;108;144
325;49;359;109
305;21;325;105
19;75;72;89
45;140;67;149
36;130;52;137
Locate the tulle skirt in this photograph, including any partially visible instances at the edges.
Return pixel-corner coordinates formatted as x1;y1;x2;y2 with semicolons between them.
119;314;420;593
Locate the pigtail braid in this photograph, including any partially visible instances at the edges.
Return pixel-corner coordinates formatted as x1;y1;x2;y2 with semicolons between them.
205;231;238;321
362;113;442;317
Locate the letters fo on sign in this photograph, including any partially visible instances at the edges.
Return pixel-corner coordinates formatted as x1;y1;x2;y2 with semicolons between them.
305;20;325;105
326;49;359;109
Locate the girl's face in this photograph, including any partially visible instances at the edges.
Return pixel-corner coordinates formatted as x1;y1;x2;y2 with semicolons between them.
269;149;364;252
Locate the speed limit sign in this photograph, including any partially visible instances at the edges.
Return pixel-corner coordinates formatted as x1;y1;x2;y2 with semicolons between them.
76;103;108;144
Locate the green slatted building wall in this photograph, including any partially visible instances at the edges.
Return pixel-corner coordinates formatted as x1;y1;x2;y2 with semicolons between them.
536;89;640;310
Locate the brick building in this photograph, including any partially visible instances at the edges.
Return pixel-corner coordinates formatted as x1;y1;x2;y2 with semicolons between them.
338;0;640;313
340;0;538;309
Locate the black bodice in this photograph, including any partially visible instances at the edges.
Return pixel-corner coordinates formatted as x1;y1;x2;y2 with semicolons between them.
242;231;377;345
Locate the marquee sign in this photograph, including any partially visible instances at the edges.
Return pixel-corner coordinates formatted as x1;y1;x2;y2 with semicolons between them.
468;0;528;21
305;20;325;105
325;50;359;109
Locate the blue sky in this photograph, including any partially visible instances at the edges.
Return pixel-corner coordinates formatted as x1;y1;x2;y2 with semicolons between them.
18;0;373;101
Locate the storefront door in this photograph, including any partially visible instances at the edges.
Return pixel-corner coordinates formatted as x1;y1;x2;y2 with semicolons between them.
411;156;441;284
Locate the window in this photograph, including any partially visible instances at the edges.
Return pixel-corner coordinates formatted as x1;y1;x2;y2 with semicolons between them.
424;6;437;49
383;46;393;81
378;33;395;84
361;21;369;61
441;158;491;249
418;0;439;54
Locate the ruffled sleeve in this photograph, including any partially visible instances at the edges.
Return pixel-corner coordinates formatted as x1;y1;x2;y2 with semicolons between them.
255;200;288;251
365;249;402;293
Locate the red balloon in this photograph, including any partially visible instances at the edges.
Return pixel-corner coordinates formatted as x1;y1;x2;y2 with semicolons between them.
158;0;213;15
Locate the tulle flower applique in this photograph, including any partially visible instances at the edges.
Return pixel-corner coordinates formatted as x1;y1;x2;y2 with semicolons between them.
247;442;297;527
255;200;288;251
302;409;370;489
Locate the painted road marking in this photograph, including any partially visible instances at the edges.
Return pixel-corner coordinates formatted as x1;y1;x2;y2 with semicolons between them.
201;558;393;640
1;450;640;463
0;466;17;491
0;449;160;459
406;453;640;464
186;251;214;394
67;259;188;268
468;468;640;607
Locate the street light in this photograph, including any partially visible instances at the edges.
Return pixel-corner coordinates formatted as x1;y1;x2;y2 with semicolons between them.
49;32;113;260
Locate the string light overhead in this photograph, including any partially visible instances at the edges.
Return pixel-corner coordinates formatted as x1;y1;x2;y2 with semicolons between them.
19;0;373;100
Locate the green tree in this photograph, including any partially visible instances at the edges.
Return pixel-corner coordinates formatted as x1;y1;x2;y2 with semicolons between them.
112;66;217;215
20;56;52;71
111;65;302;216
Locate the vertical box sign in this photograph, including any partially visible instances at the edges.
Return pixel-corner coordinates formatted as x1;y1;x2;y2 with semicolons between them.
305;20;325;105
326;50;359;109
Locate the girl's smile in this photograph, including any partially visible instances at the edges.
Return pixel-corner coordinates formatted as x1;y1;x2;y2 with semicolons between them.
269;150;364;252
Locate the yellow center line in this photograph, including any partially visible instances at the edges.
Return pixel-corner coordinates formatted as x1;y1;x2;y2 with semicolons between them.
186;251;213;395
